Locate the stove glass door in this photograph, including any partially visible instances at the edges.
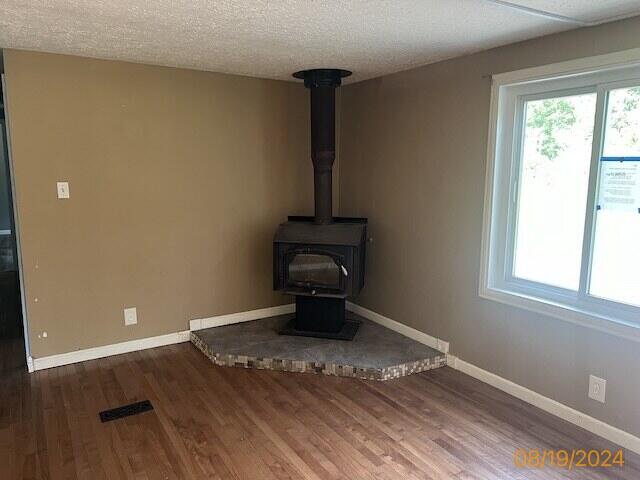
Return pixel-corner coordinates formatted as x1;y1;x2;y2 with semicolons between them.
288;253;341;288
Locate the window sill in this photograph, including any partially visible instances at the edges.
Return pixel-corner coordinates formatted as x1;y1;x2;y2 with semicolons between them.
479;285;640;343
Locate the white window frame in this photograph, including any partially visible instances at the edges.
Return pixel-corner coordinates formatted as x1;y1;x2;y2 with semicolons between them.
480;49;640;342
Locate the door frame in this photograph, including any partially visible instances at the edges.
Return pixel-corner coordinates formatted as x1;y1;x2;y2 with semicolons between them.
1;72;32;371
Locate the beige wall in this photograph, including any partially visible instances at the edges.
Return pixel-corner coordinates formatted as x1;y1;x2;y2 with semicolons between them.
339;16;640;437
4;50;316;357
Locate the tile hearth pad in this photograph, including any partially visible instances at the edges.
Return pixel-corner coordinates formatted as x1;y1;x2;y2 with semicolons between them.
190;314;446;381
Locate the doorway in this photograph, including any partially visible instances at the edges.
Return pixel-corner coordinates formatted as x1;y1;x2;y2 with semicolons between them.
0;51;27;374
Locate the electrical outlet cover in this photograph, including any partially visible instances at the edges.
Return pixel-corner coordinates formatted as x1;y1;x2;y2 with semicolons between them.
124;307;137;326
588;375;606;403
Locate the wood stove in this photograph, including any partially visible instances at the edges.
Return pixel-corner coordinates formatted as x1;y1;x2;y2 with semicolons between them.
273;69;367;340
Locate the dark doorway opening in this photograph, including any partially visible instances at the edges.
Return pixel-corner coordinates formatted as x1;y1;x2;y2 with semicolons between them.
0;50;26;374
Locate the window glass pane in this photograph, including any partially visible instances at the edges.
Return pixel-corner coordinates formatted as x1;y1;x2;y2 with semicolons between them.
590;86;640;307
601;86;640;157
513;93;597;290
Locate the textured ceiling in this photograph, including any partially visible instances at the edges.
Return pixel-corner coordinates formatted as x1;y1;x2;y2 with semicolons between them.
1;1;640;83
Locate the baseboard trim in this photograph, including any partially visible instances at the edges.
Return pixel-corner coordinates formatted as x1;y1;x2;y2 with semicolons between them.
32;330;191;371
346;301;449;353
31;303;295;372
26;356;34;373
447;354;640;455
189;303;295;331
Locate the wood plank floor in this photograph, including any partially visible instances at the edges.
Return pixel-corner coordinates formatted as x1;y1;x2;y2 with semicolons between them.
1;341;638;479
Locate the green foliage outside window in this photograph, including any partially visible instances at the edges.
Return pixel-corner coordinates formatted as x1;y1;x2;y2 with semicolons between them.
610;86;640;148
526;99;576;161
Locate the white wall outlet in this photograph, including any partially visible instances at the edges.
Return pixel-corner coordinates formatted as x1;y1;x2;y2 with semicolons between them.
56;182;70;199
588;375;606;403
124;307;138;326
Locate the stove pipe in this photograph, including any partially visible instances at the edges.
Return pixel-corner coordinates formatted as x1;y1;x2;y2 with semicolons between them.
293;69;351;225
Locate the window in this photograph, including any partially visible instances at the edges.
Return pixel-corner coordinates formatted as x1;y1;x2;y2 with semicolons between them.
481;50;640;338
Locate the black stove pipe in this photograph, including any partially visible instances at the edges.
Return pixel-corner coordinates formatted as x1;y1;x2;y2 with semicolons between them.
293;69;351;225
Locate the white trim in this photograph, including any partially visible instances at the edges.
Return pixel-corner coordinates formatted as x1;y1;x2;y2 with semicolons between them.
447;354;640;455
346;301;449;353
26;356;34;373
2;73;32;366
0;229;11;235
479;76;501;303
189;303;295;331
32;330;190;371
30;303;295;371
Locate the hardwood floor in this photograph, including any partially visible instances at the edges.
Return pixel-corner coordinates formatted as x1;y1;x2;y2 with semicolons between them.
1;343;638;479
0;336;25;375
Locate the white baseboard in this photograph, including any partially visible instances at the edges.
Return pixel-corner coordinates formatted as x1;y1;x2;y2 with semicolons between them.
26;356;34;373
30;303;295;372
447;354;640;455
346;301;449;353
32;330;191;371
189;303;295;331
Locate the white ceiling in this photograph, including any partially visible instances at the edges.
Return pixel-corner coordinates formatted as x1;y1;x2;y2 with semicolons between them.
1;1;639;84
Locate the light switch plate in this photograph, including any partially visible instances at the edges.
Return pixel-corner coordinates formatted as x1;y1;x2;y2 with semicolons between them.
124;307;137;326
57;182;70;199
588;374;606;403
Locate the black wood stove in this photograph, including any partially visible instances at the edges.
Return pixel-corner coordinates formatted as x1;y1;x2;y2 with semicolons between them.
273;69;367;340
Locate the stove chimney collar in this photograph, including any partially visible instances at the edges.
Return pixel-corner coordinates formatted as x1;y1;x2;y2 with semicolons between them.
292;69;352;88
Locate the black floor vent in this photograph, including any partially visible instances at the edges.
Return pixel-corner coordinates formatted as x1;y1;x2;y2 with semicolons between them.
99;400;154;423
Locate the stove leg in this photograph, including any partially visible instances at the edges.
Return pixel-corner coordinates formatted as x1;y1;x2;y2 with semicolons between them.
295;296;345;333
